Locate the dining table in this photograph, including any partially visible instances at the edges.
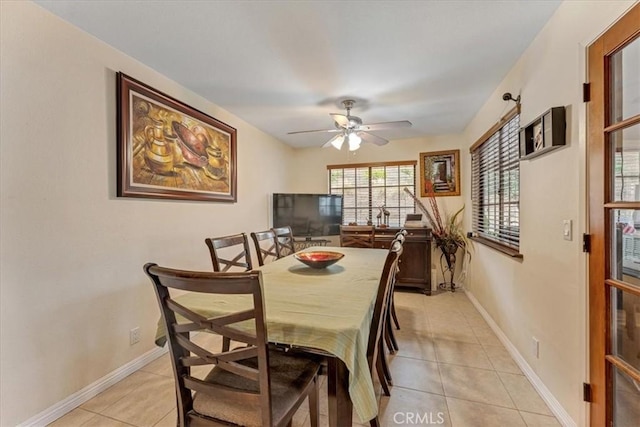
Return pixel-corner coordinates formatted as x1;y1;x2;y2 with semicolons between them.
154;245;389;426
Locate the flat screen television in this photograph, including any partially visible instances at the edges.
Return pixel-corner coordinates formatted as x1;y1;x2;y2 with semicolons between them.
272;193;343;238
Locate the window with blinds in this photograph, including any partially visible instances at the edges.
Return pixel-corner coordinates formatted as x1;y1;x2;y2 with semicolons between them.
471;107;520;252
328;161;416;227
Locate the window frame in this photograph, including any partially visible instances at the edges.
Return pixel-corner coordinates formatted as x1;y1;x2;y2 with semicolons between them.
470;105;523;258
327;161;416;227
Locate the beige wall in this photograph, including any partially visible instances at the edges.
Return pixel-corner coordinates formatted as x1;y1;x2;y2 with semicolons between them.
2;0;637;425
0;2;295;425
462;1;636;425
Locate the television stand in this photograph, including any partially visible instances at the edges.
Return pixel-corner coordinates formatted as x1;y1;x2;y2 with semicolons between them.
293;238;331;251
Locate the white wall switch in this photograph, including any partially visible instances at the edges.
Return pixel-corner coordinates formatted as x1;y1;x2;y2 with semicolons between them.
563;220;572;241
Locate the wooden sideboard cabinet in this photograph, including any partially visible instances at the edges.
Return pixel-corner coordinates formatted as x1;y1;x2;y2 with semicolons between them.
374;227;432;295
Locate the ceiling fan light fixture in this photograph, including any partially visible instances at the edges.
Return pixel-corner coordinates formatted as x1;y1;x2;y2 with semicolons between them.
331;134;345;150
347;133;361;151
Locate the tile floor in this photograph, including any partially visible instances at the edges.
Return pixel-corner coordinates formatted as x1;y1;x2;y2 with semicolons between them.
49;290;561;426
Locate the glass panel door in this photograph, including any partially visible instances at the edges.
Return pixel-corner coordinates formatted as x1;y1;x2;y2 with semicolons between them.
589;5;640;426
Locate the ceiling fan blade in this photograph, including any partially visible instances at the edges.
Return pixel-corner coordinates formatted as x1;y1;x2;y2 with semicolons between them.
330;113;350;128
359;120;412;131
287;128;341;135
322;134;345;149
358;131;388;146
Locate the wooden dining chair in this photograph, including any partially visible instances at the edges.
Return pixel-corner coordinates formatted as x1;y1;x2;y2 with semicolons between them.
271;226;295;258
380;237;406;390
340;225;375;248
145;264;321;427
385;229;407;352
366;241;403;426
205;233;253;272
250;230;279;266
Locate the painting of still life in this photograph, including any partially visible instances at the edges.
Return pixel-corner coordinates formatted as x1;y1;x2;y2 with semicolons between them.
117;72;237;202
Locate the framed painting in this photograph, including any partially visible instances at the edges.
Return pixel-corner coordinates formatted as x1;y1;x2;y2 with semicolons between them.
419;149;460;197
117;72;237;202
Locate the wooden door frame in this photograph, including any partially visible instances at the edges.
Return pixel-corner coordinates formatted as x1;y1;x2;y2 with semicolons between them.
587;3;640;425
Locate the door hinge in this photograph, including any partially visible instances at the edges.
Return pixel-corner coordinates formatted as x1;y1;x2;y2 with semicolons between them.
583;382;592;402
583;83;591;102
583;234;591;253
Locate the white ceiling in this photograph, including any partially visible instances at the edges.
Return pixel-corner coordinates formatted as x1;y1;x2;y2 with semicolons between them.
35;0;562;148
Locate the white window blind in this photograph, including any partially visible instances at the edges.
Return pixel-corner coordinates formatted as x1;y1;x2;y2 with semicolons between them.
328;161;416;227
471;107;520;250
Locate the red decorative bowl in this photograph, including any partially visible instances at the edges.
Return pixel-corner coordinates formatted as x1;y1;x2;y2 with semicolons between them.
294;251;344;269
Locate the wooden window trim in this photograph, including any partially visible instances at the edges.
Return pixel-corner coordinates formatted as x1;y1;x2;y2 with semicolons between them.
327;160;416;170
469;235;523;259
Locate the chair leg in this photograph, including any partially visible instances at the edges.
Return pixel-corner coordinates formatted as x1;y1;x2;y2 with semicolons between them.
384;319;396;354
378;338;393;385
391;295;401;330
377;358;391;396
308;376;319;427
385;307;399;353
222;337;231;352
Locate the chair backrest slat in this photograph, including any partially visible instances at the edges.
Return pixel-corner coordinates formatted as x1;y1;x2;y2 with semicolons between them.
205;233;254;272
251;230;279;266
271;226;295;258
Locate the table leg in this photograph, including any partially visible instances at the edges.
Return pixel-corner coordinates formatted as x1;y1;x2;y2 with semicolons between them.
327;356;353;427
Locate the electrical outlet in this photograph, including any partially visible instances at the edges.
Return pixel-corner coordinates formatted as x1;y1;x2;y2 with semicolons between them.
532;337;540;358
130;327;140;345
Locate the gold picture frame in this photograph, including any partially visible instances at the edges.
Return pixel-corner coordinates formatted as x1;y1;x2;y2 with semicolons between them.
117;72;237;202
419;150;460;197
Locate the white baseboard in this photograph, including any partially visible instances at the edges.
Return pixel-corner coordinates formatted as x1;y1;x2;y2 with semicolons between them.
464;290;576;427
19;346;168;427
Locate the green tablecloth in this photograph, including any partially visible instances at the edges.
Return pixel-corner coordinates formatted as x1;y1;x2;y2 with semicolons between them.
154;246;388;423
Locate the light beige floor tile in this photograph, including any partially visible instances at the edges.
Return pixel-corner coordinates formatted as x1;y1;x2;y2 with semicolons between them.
394;290;428;308
392;329;437;361
471;324;503;346
520;411;562;426
378;387;451;426
81;414;135;427
463;311;489;325
484;344;523;374
428;313;470;329
498;372;553;415
47;408;96;427
140;352;172;377
433;339;493;369
394;306;431;333
447;397;526;427
389;356;443;395
101;373;176;427
431;323;479;344
80;371;159;413
153;408;176;427
439;364;515;408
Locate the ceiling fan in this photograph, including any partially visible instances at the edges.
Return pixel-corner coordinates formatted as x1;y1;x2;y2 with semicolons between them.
287;100;412;151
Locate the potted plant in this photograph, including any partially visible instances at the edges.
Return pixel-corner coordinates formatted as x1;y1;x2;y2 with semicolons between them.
403;184;470;291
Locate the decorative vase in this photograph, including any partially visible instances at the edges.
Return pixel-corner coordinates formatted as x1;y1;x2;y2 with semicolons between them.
437;241;458;292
